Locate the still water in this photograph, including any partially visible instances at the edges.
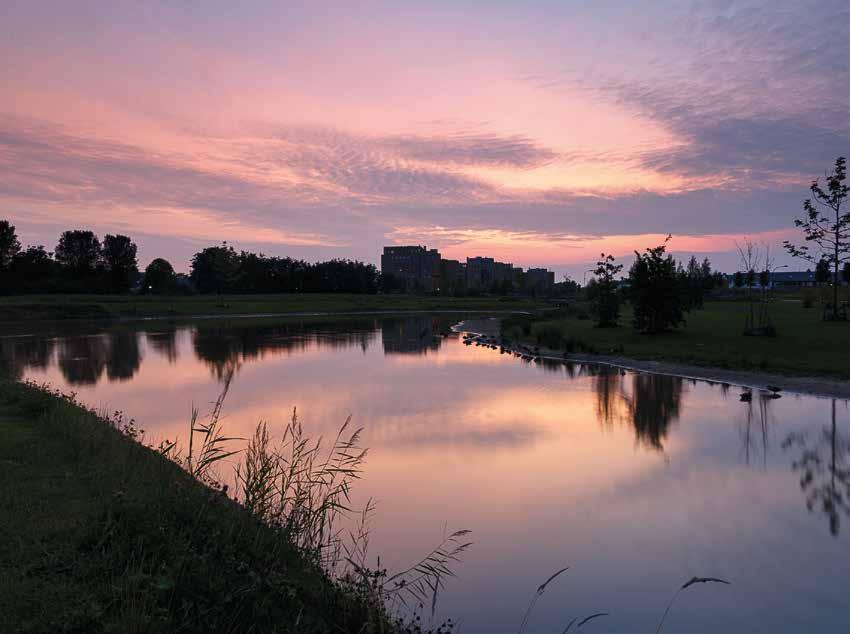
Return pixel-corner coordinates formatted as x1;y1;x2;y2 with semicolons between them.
3;314;850;632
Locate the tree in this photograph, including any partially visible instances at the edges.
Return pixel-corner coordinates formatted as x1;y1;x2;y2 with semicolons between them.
843;262;850;285
101;234;138;292
55;230;101;276
144;258;176;294
683;254;711;310
628;237;689;334
0;220;21;269
190;243;240;294
11;245;53;287
784;157;850;320
590;253;623;327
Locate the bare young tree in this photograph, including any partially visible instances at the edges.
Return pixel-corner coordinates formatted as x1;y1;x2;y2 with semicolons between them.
736;239;762;334
784;157;850;321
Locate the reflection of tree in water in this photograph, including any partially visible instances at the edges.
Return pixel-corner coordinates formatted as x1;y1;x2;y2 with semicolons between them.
740;395;774;467
55;331;143;385
591;366;627;427
590;367;684;450
628;373;684;450
105;331;142;381
192;319;379;380
783;399;850;536
58;335;110;385
146;328;179;363
0;335;55;380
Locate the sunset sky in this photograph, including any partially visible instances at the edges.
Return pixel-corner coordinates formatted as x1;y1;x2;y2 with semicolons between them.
3;0;849;277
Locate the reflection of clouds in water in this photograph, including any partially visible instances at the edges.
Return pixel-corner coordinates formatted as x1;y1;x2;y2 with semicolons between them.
381;425;542;449
6;316;850;631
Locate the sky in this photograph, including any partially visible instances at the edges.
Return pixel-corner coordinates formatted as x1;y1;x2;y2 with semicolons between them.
2;0;850;278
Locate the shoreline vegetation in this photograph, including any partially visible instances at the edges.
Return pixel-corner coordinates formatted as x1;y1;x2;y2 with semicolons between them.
0;377;463;633
0;374;735;632
0;293;549;322
3;291;850;395
494;299;850;396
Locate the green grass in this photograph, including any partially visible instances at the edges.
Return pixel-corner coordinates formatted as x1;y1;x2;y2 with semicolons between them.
0;293;548;322
0;379;390;633
504;299;850;378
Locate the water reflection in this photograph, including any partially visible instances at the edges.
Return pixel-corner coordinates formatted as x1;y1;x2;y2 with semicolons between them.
3;314;850;632
192;318;381;379
590;366;684;450
381;315;445;355
784;399;850;536
740;394;775;467
0;334;54;380
146;328;179;363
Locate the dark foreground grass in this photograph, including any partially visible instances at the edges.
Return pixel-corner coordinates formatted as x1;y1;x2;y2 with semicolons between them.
0;379;389;633
0;293;547;322
504;300;850;378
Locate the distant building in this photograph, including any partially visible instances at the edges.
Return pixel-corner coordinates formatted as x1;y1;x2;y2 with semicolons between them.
380;245;556;295
526;268;555;292
440;258;466;293
381;245;441;292
466;256;496;290
494;261;514;287
728;270;821;289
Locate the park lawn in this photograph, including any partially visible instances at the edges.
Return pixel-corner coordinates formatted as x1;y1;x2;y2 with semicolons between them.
0;292;547;321
511;300;850;378
0;379;381;633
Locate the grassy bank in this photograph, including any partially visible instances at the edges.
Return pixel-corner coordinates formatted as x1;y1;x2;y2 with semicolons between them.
0;293;548;322
503;300;850;379
0;378;397;633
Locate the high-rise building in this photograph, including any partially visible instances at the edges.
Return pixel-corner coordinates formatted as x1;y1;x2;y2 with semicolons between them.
466;256;495;290
381;246;441;291
440;258;466;293
526;268;555;292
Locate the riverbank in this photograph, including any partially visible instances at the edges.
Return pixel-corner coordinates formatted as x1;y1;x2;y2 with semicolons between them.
0;378;388;632
500;300;850;382
0;292;550;322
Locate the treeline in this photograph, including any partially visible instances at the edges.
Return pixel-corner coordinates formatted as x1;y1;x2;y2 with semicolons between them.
0;221;379;295
0;222;139;294
588;238;724;333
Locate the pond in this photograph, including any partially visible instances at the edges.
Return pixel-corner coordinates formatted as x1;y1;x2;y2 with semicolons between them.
3;313;849;633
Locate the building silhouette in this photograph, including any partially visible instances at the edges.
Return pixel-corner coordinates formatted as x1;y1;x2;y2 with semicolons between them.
381;245;554;294
380;245;441;292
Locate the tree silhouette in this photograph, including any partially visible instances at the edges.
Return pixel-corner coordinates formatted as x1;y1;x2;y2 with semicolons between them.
784;157;850;321
629;236;689;333
55;230;101;276
190;243;240;295
143;258;176;294
101;234;138;292
0;220;21;269
590;253;623;327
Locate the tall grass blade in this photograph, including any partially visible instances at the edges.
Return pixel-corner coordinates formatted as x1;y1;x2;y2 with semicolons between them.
518;565;569;634
655;576;730;634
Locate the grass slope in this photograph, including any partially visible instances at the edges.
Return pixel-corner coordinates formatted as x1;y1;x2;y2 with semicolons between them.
0;379;381;633
0;293;546;321
505;300;850;378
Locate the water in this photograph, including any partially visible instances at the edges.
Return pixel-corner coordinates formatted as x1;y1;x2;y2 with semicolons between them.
3;313;849;633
